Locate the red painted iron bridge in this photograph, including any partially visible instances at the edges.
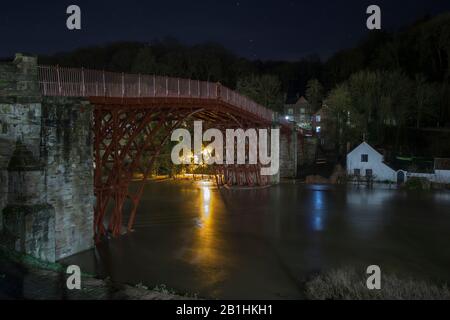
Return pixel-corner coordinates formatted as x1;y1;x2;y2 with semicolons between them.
37;65;291;240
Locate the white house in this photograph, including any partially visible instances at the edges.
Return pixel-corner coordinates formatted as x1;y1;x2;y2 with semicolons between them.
347;142;450;184
434;158;450;184
346;142;403;183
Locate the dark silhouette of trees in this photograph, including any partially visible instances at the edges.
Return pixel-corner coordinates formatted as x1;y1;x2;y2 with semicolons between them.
37;12;450;156
237;75;284;112
305;79;324;112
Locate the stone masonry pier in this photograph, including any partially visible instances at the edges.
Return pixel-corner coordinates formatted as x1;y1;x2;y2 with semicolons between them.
0;54;94;262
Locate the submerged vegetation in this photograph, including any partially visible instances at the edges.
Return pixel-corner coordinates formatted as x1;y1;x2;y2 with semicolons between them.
402;177;431;190
305;268;450;300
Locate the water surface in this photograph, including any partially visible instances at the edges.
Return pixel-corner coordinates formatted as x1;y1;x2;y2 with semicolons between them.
62;180;450;299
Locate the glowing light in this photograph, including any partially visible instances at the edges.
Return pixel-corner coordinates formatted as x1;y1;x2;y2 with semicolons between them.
202;147;212;163
178;150;193;164
202;187;211;202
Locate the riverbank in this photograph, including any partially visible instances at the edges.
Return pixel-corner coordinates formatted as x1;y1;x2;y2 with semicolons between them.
0;248;192;300
305;268;450;300
2;247;449;300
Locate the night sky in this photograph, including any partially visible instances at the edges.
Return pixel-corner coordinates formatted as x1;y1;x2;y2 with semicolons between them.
1;0;450;60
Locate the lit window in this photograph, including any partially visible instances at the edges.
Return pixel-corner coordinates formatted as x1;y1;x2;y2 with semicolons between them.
316;126;321;133
361;154;368;162
316;115;321;122
288;108;293;115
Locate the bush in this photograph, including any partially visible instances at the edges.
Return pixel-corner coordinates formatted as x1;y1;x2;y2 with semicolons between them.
305;268;450;300
403;177;431;190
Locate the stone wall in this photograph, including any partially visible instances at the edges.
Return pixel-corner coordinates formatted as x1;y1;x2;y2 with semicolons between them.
279;127;298;178
41;97;94;259
298;136;318;167
0;54;94;261
0;54;43;234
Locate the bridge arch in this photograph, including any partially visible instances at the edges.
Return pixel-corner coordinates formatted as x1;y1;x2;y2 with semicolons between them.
0;55;300;262
37;65;291;240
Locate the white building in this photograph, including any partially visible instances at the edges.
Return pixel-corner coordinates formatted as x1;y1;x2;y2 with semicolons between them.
346;142;403;183
347;142;450;184
433;158;450;183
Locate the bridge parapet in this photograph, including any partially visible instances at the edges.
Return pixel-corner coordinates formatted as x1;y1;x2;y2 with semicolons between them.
37;65;274;123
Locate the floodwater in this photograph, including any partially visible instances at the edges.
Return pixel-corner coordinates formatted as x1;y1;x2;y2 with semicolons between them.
62;180;450;299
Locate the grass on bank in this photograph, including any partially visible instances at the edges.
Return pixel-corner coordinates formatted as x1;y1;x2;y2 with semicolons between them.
0;246;196;299
0;245;66;273
305;268;450;300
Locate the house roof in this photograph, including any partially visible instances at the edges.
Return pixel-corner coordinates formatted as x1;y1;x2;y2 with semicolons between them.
285;96;308;106
297;96;308;104
347;141;382;157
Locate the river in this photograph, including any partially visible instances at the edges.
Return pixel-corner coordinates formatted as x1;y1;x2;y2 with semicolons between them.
61;180;450;299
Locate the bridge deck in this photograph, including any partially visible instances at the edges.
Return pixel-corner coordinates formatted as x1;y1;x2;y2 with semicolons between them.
37;65;276;124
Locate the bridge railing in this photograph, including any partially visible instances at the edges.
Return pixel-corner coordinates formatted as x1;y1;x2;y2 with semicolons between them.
37;65;274;122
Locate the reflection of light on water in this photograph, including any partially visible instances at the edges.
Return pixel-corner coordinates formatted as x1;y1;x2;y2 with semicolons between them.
433;192;450;202
314;191;324;209
203;187;211;202
202;186;211;218
347;189;393;206
191;181;227;285
312;191;324;231
313;216;323;231
346;189;392;236
198;184;213;229
197;179;214;187
203;204;210;217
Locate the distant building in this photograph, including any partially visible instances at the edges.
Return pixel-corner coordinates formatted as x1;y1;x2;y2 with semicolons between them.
346;142;402;182
434;158;450;183
283;96;312;127
311;107;323;134
408;158;450;184
312;106;326;133
347;142;450;184
312;105;333;147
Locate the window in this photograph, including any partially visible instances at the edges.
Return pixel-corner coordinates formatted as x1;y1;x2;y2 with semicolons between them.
288;108;293;115
354;169;361;176
316;115;321;122
316;126;321;133
366;169;373;176
300;108;305;114
361;154;368;162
